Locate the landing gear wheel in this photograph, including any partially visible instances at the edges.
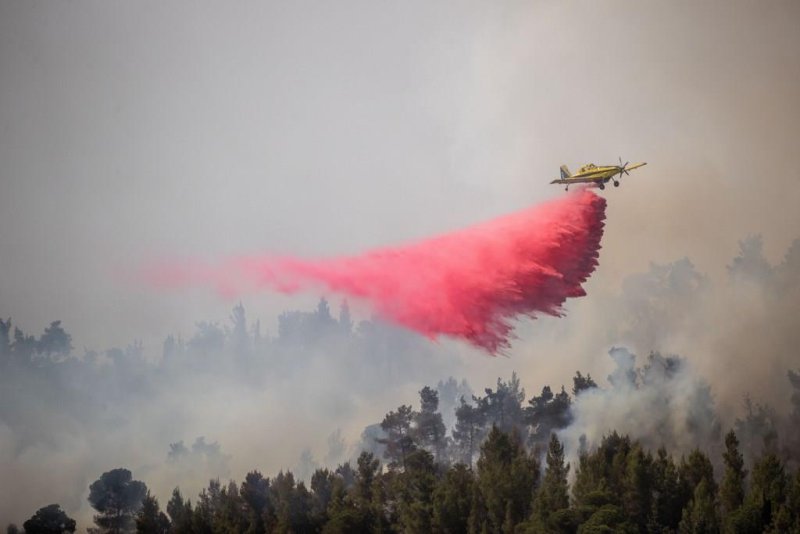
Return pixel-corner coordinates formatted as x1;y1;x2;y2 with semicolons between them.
599;183;605;190
613;180;620;187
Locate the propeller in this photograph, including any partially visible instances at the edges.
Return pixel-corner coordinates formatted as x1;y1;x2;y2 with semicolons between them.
618;156;630;176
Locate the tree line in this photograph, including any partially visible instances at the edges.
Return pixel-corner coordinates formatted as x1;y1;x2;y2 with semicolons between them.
7;368;800;534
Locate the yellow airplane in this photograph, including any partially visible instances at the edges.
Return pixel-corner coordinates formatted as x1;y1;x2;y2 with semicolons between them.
550;158;647;190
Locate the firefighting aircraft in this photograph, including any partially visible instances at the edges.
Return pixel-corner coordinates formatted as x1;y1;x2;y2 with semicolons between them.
550;158;647;190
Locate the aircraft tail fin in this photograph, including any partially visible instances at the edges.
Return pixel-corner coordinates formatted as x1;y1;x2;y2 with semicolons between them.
560;165;571;179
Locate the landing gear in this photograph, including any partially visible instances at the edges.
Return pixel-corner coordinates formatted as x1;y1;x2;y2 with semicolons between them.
613;180;620;187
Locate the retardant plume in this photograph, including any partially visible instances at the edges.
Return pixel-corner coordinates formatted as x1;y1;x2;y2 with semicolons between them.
147;189;606;353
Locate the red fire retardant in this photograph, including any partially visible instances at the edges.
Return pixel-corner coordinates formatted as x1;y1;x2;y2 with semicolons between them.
146;189;606;354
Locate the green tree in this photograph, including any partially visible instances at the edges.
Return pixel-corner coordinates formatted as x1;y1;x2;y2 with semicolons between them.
526;386;572;449
527;434;572;533
572;371;598;396
725;501;763;534
209;480;246;533
679;449;718;508
784;468;800;534
135;492;170;534
432;463;474;534
577;504;636;534
268;471;312;533
720;430;746;528
354;451;380;506
475;426;539;533
479;374;526;436
309;469;336;530
747;452;787;531
622;445;654;531
12;326;37;362
394;449;437;533
88;468;148;534
22;504;76;534
650;448;683;532
676;450;719;534
378;405;417;470
453;397;486;467
350;451;385;531
240;471;271;534
165;489;193;534
679;478;719;533
573;432;633;510
415;387;448;464
787;370;800;459
37;320;72;360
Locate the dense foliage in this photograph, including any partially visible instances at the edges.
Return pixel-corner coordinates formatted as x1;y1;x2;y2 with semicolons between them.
4;237;800;532
7;368;800;533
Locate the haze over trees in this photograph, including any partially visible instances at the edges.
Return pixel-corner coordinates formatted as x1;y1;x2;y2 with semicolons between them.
3;236;800;532
8;367;800;533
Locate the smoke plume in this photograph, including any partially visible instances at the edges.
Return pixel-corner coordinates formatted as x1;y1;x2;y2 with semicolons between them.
146;190;606;353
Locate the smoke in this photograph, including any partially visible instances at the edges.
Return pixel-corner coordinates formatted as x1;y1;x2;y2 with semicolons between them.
546;235;800;471
0;309;462;527
561;348;721;462
1;0;799;529
145;190;606;353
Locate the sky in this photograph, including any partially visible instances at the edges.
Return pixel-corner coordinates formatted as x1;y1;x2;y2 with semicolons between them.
1;0;800;525
2;0;798;354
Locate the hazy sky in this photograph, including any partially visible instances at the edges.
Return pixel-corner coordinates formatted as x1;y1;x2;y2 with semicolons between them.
2;1;800;527
2;1;798;353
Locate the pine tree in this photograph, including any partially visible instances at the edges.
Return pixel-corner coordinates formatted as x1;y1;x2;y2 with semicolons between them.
453;397;486;467
677;450;719;534
415;387;448;464
378;405;417;470
268;471;312;533
572;371;598;396
22;504;77;534
785;469;800;534
679;478;719;533
395;450;436;533
622;445;654;531
651;448;683;531
165;489;193;534
720;430;746;526
88;468;148;534
240;471;271;534
135;493;170;534
37;320;72;360
526;386;572;449
480;374;526;435
572;432;632;510
528;433;571;532
475;426;538;533
353;451;382;531
747;452;787;531
432;464;474;534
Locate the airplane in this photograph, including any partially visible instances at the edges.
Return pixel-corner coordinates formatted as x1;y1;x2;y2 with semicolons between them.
550;157;647;190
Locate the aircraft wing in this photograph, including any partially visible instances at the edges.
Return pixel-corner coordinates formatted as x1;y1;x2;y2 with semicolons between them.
550;177;602;185
626;162;647;171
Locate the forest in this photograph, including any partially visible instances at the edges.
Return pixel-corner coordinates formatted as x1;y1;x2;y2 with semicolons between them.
3;236;800;533
5;367;800;533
